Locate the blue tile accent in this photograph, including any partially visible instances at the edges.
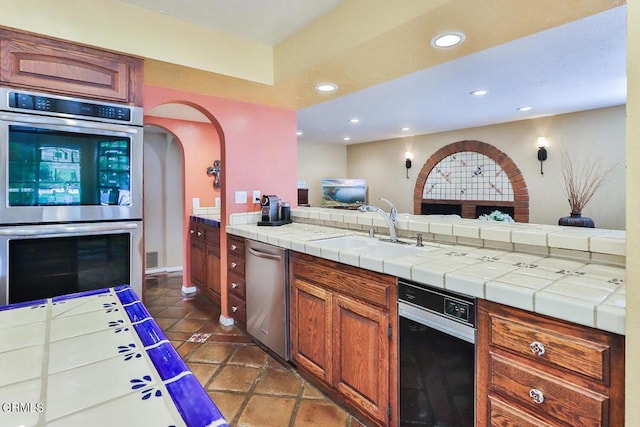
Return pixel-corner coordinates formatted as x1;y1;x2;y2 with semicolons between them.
166;375;228;427
0;299;48;311
190;215;221;228
123;301;151;323
115;286;138;305
132;319;166;346
52;287;112;302
146;343;189;381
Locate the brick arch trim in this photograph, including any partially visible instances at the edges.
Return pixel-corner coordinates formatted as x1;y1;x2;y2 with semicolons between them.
413;140;529;222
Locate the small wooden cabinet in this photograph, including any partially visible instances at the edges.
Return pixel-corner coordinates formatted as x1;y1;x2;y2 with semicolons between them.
0;27;143;105
189;220;221;305
477;299;624;426
226;235;246;328
290;252;398;426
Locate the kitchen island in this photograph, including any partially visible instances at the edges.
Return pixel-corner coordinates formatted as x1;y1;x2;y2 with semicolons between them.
0;286;228;427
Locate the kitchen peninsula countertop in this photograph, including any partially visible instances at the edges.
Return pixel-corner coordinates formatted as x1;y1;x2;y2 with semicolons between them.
223;208;625;336
0;286;228;427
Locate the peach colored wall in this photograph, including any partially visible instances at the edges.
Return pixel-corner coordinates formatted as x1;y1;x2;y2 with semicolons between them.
143;84;298;317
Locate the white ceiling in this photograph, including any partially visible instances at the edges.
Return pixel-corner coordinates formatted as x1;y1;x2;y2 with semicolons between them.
138;2;627;146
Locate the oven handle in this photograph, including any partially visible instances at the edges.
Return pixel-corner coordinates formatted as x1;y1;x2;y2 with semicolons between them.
0;113;141;134
399;301;476;344
0;222;138;237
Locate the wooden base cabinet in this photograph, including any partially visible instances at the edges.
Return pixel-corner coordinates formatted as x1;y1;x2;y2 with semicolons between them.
477;300;624;427
226;235;246;328
290;252;397;427
189;220;221;305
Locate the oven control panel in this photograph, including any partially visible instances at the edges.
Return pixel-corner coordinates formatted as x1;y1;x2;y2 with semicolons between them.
398;279;476;327
445;298;470;322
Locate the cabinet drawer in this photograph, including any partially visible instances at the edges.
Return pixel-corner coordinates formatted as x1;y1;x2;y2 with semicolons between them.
228;253;245;276
489;312;609;382
204;225;220;244
227;237;245;257
227;292;246;325
489;395;555;427
228;272;246;299
490;352;607;427
291;253;394;309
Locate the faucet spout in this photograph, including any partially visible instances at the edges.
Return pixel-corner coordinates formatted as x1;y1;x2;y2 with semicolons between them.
358;203;399;242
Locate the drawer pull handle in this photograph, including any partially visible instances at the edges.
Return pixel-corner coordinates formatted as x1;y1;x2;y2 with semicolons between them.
231;306;238;313
231;282;238;289
231;262;237;268
231;244;237;251
529;388;544;404
530;341;546;356
197;231;202;237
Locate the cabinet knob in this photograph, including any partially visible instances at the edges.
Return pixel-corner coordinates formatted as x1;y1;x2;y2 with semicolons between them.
230;262;237;268
190;229;194;234
231;306;238;313
197;231;202;237
231;244;237;251
530;341;546;356
529;388;545;404
231;282;238;289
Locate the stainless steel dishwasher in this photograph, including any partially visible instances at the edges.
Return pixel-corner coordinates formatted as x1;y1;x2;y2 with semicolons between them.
245;239;290;360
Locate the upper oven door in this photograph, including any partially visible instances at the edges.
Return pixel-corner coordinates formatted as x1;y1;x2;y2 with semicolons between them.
0;111;143;225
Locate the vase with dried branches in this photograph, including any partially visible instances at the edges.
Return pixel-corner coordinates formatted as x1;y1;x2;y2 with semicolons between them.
559;146;619;228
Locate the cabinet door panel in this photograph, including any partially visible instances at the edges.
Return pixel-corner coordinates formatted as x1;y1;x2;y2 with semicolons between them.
489;395;555;427
190;238;206;286
291;279;332;383
205;242;221;303
333;293;389;424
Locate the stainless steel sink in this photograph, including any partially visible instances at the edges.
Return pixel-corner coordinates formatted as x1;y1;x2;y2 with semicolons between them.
310;235;380;250
311;235;439;258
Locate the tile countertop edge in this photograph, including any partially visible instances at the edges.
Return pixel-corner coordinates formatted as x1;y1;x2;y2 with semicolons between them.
225;222;626;336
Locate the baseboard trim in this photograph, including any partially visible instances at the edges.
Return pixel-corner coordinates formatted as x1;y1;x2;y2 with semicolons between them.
219;314;235;327
145;266;184;275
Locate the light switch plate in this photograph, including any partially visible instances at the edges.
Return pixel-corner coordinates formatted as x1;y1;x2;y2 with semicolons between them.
252;190;261;203
235;191;247;204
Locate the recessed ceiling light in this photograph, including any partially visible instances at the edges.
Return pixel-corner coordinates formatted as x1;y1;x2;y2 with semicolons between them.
343;137;351;141
315;82;338;93
517;106;533;111
431;32;465;48
470;89;488;96
349;118;360;123
401;127;410;131
296;131;303;136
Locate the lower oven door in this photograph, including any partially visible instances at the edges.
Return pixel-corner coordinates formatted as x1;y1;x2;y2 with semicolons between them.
0;221;143;305
399;301;476;427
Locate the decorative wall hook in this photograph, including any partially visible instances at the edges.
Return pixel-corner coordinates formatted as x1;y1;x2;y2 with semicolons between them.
207;160;221;188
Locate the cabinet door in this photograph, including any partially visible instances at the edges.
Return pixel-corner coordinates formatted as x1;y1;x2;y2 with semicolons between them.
190;237;206;286
205;242;221;304
290;278;333;384
332;293;390;425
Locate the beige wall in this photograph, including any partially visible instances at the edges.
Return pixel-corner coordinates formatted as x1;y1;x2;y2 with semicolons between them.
143;131;184;271
626;0;639;421
346;106;625;229
297;140;348;207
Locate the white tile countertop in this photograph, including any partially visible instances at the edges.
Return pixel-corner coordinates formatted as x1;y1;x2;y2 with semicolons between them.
0;286;228;427
225;210;625;336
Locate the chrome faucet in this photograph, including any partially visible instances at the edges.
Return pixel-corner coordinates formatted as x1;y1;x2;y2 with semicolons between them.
358;197;399;242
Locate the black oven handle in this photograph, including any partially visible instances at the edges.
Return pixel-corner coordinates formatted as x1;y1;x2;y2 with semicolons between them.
0;222;139;237
0;113;141;134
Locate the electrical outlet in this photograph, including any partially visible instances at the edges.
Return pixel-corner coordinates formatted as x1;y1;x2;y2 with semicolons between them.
235;191;247;204
253;190;261;203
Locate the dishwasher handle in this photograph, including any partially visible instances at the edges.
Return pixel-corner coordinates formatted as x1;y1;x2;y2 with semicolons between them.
247;246;283;261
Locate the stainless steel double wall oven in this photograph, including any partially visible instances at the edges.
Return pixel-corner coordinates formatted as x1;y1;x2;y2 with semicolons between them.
0;88;144;305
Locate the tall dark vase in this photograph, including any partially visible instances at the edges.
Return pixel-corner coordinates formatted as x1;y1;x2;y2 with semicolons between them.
558;212;595;228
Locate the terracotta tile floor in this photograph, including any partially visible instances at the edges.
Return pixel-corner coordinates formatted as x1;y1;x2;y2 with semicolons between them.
144;272;366;427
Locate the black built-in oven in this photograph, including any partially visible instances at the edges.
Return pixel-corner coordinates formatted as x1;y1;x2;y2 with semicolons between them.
398;279;476;427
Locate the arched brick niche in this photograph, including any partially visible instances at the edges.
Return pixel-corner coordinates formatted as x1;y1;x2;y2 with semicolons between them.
413;140;529;222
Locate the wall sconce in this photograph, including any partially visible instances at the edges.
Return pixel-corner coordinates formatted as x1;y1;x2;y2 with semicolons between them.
537;137;548;175
404;151;414;179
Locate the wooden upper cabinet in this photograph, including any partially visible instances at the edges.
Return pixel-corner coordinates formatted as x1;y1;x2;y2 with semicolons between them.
0;27;143;105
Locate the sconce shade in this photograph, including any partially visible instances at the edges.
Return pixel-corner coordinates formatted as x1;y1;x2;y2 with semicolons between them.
537;147;548;161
